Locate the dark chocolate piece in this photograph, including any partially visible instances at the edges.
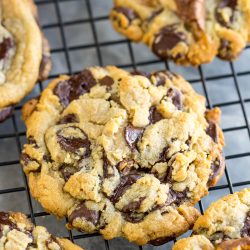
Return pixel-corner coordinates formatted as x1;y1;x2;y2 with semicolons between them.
68;203;99;226
113;7;138;23
152;25;187;59
54;69;97;107
99;76;114;88
60;164;78;181
0;38;15;60
167;88;183;110
149;106;164;124
124;124;144;148
149;236;175;246
57;114;79;124
241;211;250;237
110;173;141;203
206;121;218;143
0;106;13;123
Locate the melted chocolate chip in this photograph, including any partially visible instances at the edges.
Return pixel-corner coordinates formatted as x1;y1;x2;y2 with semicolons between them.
206;121;218;143
57;127;91;157
149;106;164;124
241;211;250;237
113;7;138;22
110;173;141;203
167;88;183;110
208;157;224;187
0;212;16;237
165;189;187;206
99;76;114;89
124;124;144;148
0;38;14;61
68;203;99;225
57;114;79;124
149;236;175;246
54;70;97;107
122;197;145;213
103;156;115;179
20;153;33;167
130;70;150;78
43;155;51;162
216;0;238;27
0;106;13;123
150;70;177;86
122;197;146;223
147;8;164;23
60;164;78;181
152;25;187;59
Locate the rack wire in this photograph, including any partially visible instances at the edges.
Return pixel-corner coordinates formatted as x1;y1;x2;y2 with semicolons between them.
0;0;250;249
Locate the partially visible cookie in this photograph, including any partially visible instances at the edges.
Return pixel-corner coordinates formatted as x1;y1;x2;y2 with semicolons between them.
0;0;51;123
173;188;250;250
21;66;224;245
110;0;250;65
0;211;83;250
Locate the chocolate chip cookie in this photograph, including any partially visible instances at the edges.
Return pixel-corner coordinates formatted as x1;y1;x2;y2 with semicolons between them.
110;0;250;65
0;211;83;249
173;188;250;250
21;66;225;245
0;0;51;123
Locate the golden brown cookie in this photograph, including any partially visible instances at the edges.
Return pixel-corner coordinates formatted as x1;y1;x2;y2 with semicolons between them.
0;211;83;249
173;188;250;250
0;0;51;123
110;0;250;66
21;66;224;245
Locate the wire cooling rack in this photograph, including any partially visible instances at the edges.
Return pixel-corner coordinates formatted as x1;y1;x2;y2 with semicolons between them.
0;0;250;249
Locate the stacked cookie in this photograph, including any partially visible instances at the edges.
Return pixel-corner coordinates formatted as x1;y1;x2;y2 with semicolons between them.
110;0;250;65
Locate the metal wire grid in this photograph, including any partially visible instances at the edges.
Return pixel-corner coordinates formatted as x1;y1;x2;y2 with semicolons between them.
0;0;250;249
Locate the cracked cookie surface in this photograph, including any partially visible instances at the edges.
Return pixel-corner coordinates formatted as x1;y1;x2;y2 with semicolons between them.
0;0;51;122
173;188;250;250
21;66;224;245
110;0;250;66
0;211;83;250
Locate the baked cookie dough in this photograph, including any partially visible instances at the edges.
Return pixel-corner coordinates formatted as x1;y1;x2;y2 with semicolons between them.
110;0;250;66
173;188;250;250
0;211;83;249
21;66;224;245
0;0;51;122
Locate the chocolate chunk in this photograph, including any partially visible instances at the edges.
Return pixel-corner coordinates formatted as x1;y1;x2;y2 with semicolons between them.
165;189;187;206
149;236;175;246
122;197;145;213
208;157;224;186
217;237;250;250
54;69;97;107
113;7;138;23
99;76;114;88
175;0;205;30
57;114;79;124
167;88;183;110
20;153;33;167
60;164;78;181
130;70;150;78
0;38;14;61
68;203;99;226
210;231;231;243
0;106;13;123
150;70;177;86
241;211;250;237
152;25;187;59
103;156;115;179
124;124;144;148
38;55;51;81
147;8;164;23
216;0;238;27
0;212;16;236
110;173;141;203
57;127;91;157
206;121;218;143
149;106;164;124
